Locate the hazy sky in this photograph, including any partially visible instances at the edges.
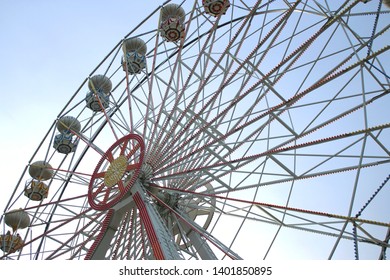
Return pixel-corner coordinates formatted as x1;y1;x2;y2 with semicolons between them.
0;0;159;210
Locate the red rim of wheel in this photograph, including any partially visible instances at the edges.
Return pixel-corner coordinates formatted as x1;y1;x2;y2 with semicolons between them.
88;134;145;211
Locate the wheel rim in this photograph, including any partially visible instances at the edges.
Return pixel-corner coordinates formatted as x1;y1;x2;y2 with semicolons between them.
88;134;145;211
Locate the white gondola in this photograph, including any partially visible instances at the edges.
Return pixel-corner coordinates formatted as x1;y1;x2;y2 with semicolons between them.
202;0;230;17
160;4;186;42
122;38;147;74
28;161;53;181
53;116;81;153
24;161;53;200
4;209;30;232
85;75;112;111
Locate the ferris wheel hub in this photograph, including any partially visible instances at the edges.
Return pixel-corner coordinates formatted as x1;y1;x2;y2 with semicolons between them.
104;155;128;187
88;134;145;211
155;191;179;215
139;162;154;187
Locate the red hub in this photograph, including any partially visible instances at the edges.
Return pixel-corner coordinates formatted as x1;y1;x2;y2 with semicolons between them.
88;134;145;211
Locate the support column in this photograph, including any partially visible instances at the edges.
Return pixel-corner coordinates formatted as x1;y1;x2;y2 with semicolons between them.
132;183;183;260
177;210;241;260
85;199;134;260
187;229;217;259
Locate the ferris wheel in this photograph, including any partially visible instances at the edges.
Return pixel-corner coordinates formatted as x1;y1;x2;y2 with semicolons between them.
1;0;390;260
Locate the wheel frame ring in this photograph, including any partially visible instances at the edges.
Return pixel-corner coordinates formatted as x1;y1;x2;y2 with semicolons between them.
88;134;145;211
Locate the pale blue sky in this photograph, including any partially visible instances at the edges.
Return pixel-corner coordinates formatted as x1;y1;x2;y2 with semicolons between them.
0;0;158;209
